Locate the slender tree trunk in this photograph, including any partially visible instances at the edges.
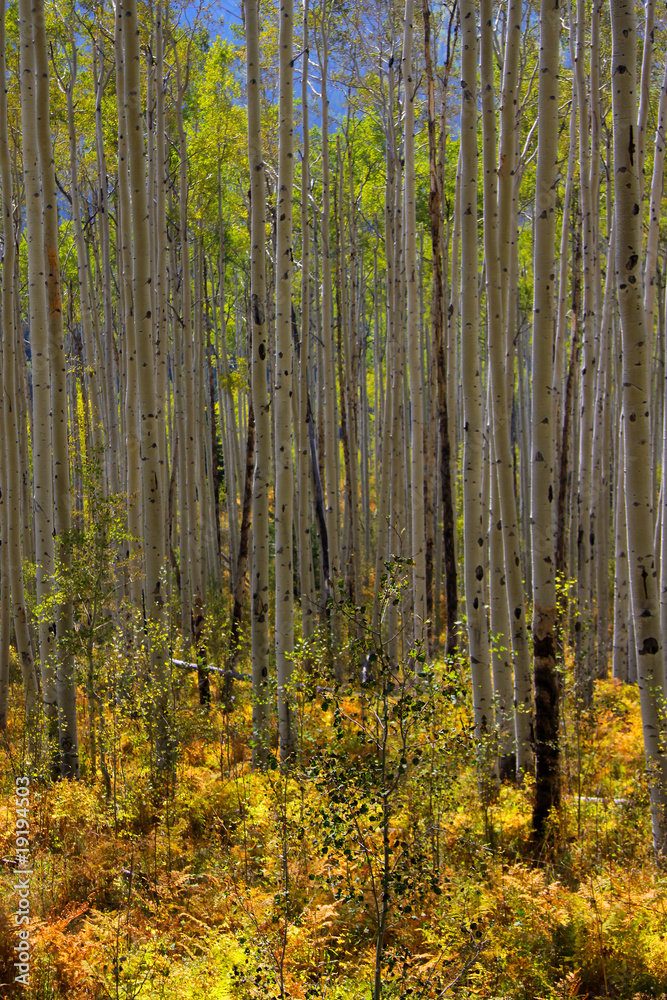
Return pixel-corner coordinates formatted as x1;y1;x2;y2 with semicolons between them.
274;0;295;759
460;0;496;793
246;0;271;767
317;18;340;598
446;158;461;646
645;55;667;370
123;0;170;769
298;0;316;642
489;439;516;778
531;0;561;838
175;54;203;651
93;38;120;497
227;402;255;678
611;0;667;856
0;428;9;727
0;0;38;720
482;0;532;777
155;2;170;538
573;0;597;705
115;1;142;608
19;0;58;763
637;0;656;201
402;0;427;650
372;84;398;646
34;7;78;777
613;424;630;682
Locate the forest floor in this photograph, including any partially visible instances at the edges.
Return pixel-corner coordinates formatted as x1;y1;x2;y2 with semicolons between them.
1;645;667;1000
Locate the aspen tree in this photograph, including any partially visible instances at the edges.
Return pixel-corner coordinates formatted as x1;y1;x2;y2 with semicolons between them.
613;421;630;682
315;4;340;595
372;62;399;647
0;150;8;730
33;0;78;776
92;36;120;499
0;421;8;728
246;0;270;767
489;442;515;776
481;0;532;777
338;137;361;610
350;152;361;585
202;258;221;590
554;88;578;579
588;2;608;681
53;38;102;471
610;0;667;855
298;0;316;642
16;308;34;571
55;40;105;506
573;0;597;702
0;0;38;719
637;0;656;202
123;0;170;768
531;0;561;836
655;60;667;678
155;2;170;525
644;57;667;345
274;0;296;758
591;231;614;678
388;83;407;665
19;0;58;760
114;1;142;608
423;0;457;655
446;158;462;639
402;0;426;649
459;0;496;786
646;58;667;643
174;46;204;651
216;241;243;597
351;173;363;595
227;394;255;690
173;237;191;635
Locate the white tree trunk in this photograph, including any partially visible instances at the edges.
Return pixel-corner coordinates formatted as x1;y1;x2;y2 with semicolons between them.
611;0;667;855
19;0;58;757
402;0;427;649
482;0;532;778
317;18;340;595
531;0;561;836
114;1;142;608
460;0;496;789
0;0;37;719
123;0;170;768
246;0;271;766
298;0;316;643
33;0;77;776
573;0;597;703
274;0;295;759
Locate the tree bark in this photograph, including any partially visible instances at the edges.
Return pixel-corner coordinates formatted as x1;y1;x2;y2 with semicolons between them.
0;0;38;721
611;0;667;856
531;0;561;839
460;0;496;793
482;0;532;778
402;0;427;651
246;0;271;767
19;0;58;763
275;0;296;760
123;0;170;769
